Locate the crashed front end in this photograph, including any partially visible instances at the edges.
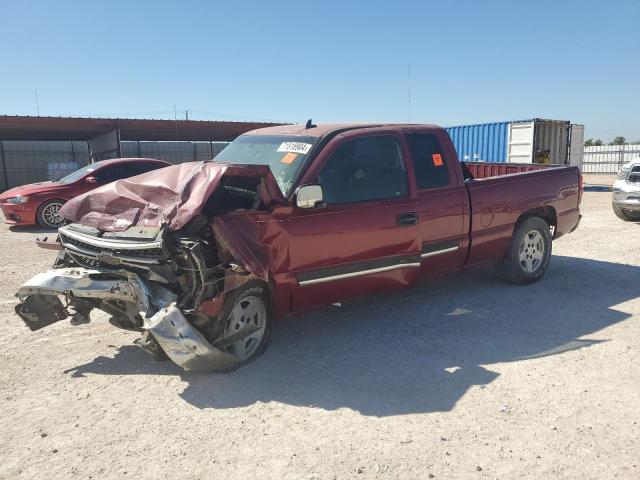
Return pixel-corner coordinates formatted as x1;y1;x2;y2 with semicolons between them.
16;223;252;371
14;162;281;372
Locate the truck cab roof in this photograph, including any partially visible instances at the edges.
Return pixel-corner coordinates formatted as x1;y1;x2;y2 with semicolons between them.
244;123;444;139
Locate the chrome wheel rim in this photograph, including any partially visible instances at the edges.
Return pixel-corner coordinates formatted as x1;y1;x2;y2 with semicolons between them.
41;202;65;228
222;295;266;362
519;230;545;273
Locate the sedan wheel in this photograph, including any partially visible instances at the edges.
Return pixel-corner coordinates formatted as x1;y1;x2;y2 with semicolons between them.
37;200;66;228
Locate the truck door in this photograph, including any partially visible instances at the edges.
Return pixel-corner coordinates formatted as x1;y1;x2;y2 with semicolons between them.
283;132;422;311
404;131;467;276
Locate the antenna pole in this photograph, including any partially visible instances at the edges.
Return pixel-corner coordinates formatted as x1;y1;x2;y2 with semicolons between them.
34;89;40;116
408;62;411;122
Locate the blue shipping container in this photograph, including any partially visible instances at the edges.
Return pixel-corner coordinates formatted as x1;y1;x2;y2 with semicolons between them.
445;121;510;163
446;122;512;162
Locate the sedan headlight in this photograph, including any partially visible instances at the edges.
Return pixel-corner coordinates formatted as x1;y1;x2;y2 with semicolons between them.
5;195;30;204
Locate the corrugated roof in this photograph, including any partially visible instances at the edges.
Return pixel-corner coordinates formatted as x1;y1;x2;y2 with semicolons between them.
0;115;285;141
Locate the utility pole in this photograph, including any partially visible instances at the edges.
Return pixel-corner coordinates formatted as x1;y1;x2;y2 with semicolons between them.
185;110;189;121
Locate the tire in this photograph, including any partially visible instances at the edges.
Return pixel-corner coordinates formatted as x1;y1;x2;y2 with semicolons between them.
496;216;552;285
36;199;67;229
613;204;640;222
207;281;272;371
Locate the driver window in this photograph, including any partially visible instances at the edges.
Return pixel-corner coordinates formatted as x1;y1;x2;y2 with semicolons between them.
317;136;408;205
95;165;130;184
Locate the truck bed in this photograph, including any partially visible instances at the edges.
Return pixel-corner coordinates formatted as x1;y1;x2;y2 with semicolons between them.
461;161;561;181
461;161;582;267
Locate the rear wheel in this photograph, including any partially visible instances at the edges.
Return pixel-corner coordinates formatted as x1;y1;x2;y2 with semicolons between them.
497;217;552;285
36;199;66;228
613;204;640;222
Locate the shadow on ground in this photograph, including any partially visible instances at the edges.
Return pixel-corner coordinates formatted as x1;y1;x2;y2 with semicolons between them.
8;225;55;235
65;256;638;416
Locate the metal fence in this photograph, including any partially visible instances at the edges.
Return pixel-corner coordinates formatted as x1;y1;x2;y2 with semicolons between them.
0;140;230;192
582;144;640;173
120;141;229;164
0;140;91;191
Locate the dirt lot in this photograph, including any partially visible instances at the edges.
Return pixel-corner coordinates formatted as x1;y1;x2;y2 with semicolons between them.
0;192;638;479
582;173;616;186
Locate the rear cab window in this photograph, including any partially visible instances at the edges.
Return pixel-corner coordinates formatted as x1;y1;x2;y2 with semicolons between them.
405;133;450;190
317;135;409;205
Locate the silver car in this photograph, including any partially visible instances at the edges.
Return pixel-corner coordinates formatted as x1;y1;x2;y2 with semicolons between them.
613;158;640;221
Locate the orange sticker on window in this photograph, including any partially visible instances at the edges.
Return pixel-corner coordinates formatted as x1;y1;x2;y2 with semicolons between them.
432;153;443;166
281;152;298;165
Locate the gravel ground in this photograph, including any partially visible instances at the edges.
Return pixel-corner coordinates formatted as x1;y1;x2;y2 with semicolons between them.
0;192;639;480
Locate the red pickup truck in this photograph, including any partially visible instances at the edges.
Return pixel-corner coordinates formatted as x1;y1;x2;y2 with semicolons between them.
15;123;582;372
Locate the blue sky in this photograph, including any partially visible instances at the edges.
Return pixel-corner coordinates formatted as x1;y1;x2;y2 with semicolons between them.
1;0;638;141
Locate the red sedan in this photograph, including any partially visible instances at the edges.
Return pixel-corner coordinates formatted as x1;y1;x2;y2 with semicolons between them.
0;158;170;228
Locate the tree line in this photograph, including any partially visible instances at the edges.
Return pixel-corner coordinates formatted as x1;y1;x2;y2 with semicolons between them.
584;136;639;146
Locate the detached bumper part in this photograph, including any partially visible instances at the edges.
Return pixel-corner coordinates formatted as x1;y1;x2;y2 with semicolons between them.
15;268;152;330
15;294;67;331
16;268;152;311
15;268;237;372
145;304;238;372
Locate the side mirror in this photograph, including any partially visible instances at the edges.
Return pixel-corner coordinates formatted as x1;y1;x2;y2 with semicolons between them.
296;184;324;209
85;176;97;184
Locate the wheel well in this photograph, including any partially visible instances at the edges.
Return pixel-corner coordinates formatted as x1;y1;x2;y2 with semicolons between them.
38;198;66;210
231;277;273;314
515;206;557;231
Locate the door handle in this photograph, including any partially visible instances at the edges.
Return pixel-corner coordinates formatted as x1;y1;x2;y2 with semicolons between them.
397;212;419;227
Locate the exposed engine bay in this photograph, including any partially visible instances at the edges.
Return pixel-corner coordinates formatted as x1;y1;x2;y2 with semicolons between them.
15;171;272;371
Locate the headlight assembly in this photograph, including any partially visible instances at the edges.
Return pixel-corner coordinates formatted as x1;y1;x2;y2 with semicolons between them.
5;195;30;204
617;168;629;180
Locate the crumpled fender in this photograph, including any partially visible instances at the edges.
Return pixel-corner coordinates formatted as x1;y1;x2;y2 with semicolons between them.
210;207;295;280
211;215;271;281
209;209;296;317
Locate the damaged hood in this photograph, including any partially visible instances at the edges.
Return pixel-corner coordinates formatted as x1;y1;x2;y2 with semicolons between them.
59;161;285;232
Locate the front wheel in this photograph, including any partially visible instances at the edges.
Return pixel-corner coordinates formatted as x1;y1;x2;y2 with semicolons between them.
208;281;272;370
613;204;640;222
36;199;67;229
496;217;552;285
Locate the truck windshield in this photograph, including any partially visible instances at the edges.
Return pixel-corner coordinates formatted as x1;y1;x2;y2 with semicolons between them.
213;135;318;196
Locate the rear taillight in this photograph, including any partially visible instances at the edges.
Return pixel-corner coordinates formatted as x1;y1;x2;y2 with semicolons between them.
578;173;584;204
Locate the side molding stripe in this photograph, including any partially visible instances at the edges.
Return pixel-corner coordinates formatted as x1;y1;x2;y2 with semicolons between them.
297;255;421;287
421;240;460;258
